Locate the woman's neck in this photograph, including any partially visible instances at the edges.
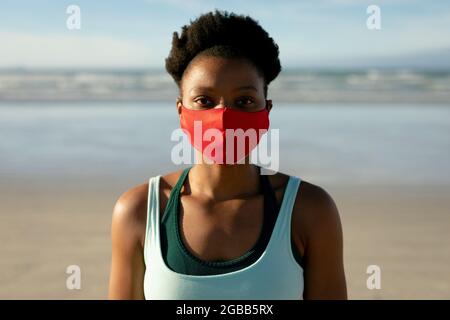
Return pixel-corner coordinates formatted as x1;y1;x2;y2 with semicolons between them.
188;162;261;202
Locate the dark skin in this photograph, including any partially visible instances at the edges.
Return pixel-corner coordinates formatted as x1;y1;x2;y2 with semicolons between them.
108;55;347;299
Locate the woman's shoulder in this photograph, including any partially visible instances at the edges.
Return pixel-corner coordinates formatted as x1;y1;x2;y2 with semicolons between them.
111;168;186;249
268;168;339;224
275;172;342;261
111;181;149;249
114;168;186;208
112;168;186;224
113;168;185;214
290;176;342;249
267;170;337;213
292;178;340;222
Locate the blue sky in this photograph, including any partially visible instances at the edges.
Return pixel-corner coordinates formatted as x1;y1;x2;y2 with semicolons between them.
1;0;449;68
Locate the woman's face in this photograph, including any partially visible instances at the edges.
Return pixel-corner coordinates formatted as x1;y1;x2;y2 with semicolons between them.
176;55;272;113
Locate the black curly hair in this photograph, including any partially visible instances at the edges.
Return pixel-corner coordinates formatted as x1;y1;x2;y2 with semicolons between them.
165;9;282;98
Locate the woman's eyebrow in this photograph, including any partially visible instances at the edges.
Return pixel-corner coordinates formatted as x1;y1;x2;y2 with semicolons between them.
189;86;215;94
189;85;257;94
234;85;257;92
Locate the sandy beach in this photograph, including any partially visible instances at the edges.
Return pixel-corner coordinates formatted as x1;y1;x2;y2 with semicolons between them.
1;175;449;300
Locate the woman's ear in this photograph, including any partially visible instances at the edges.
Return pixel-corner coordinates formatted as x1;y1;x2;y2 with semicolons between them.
266;99;273;113
176;97;183;115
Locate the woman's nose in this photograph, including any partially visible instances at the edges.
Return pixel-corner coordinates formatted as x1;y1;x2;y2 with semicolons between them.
213;99;236;109
213;99;226;109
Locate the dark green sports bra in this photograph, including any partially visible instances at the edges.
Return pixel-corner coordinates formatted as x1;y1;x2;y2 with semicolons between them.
160;166;303;275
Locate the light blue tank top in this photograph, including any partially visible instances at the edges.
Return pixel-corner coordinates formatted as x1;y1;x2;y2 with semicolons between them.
143;173;304;300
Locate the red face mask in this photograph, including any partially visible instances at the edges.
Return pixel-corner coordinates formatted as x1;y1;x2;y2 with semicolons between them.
179;104;270;164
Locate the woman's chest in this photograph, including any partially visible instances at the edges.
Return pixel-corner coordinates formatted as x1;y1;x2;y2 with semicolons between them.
168;195;266;261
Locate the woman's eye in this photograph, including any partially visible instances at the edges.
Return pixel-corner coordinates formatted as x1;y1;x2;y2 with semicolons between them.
194;97;212;106
237;97;255;105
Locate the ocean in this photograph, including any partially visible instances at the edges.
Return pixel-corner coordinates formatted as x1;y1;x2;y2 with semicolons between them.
1;68;450;103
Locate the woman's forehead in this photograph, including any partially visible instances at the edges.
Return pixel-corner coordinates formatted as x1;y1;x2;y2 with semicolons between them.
187;85;258;96
182;56;264;92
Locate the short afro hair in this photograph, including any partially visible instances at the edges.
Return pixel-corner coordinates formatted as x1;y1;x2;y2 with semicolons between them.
165;9;282;97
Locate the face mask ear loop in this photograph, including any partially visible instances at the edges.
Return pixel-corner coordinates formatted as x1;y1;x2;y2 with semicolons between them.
265;100;271;112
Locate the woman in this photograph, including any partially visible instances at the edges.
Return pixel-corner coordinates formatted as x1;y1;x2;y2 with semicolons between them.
108;10;347;300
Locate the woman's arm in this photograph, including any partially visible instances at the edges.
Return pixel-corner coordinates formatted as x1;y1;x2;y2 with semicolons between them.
296;184;347;300
108;186;147;299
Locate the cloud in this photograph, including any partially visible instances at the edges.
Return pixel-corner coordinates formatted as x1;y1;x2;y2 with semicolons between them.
0;32;154;68
144;0;208;13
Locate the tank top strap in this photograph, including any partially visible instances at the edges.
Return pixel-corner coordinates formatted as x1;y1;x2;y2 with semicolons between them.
144;174;162;266
259;169;281;213
264;175;301;253
173;166;192;193
161;166;192;224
